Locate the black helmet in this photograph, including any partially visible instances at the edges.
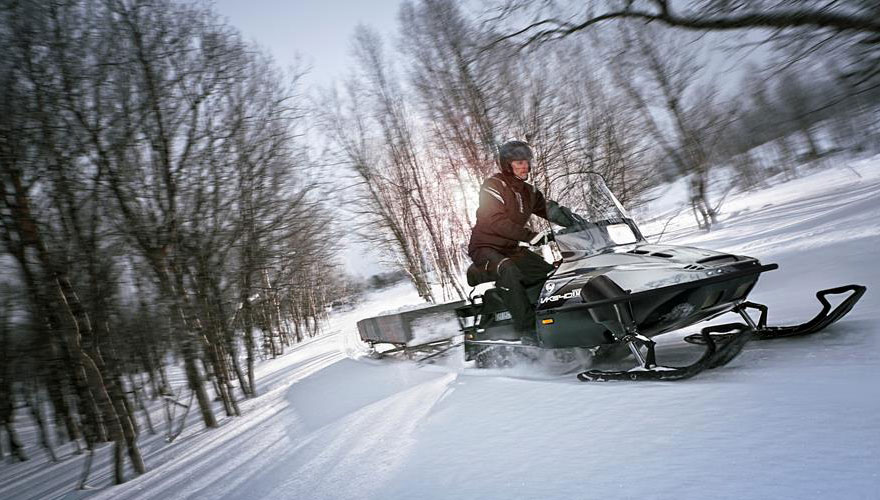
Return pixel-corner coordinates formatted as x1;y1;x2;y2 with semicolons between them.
497;140;533;174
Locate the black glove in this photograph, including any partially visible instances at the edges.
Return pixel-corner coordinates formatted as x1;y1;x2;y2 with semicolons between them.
548;201;588;228
568;210;590;227
528;230;554;246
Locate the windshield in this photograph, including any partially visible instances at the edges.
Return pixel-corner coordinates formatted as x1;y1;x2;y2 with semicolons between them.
547;173;644;257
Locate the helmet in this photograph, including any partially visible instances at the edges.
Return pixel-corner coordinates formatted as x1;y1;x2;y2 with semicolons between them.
497;140;533;174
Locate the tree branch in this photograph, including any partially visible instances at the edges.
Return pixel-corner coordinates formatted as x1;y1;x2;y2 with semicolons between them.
500;4;880;49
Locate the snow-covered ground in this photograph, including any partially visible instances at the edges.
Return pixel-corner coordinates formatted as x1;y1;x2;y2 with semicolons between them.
2;157;879;500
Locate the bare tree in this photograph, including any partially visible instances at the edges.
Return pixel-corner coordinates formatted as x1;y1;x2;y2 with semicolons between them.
320;27;440;301
597;25;735;228
0;290;28;462
774;69;825;160
1;0;336;487
495;1;880;47
399;0;503;182
1;0;147;481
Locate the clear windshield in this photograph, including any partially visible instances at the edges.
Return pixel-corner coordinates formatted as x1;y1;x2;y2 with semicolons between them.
547;172;643;257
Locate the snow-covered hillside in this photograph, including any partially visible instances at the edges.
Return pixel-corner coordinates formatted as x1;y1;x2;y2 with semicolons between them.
2;158;879;500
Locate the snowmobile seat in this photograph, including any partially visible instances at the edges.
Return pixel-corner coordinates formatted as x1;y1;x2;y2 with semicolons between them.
466;262;497;287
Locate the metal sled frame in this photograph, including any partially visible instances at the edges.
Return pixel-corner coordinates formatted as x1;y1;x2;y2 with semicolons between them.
367;338;459;362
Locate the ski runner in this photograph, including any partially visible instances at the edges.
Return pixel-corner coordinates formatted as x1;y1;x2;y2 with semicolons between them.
467;140;579;343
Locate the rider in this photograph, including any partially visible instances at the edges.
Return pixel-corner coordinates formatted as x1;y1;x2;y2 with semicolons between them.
467;140;578;342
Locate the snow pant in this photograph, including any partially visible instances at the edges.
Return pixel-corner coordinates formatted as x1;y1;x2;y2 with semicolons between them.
469;247;554;334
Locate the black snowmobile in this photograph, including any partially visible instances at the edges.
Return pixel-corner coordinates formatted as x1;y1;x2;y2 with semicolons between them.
455;173;866;381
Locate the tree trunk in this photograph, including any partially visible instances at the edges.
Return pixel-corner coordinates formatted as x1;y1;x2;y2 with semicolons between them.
128;374;156;435
46;352;82;449
241;299;258;397
2;422;29;462
181;340;217;429
28;388;58;462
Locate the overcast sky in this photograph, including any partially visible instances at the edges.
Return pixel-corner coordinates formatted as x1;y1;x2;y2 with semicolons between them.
212;0;403;88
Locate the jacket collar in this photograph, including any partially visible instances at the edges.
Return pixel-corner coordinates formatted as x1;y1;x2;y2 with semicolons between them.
499;171;527;187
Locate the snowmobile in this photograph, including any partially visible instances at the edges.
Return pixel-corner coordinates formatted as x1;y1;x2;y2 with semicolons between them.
356;173;865;381
456;173;865;381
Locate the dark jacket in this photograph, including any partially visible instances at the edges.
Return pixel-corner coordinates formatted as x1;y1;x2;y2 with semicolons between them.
468;172;556;255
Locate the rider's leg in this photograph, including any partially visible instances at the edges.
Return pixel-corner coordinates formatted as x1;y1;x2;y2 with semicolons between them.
470;247;536;337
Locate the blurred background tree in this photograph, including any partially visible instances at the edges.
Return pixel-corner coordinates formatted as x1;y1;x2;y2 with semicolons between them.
0;0;341;484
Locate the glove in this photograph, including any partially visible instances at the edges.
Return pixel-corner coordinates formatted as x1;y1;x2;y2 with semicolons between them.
548;201;588;228
569;211;590;227
529;230;553;246
561;206;592;227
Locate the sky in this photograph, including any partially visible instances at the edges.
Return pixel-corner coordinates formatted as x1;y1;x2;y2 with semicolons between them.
212;0;404;88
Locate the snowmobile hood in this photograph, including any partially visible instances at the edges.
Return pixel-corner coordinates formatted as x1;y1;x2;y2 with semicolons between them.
557;244;735;269
549;243;755;296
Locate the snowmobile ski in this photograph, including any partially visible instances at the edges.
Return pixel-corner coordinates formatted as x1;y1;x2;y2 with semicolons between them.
684;284;866;345
577;323;752;382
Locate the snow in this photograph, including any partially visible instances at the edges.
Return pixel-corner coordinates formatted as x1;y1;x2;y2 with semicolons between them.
407;313;460;346
2;156;879;499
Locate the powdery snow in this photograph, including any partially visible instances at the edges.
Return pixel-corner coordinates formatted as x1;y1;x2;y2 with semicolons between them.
1;157;879;500
407;313;461;347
